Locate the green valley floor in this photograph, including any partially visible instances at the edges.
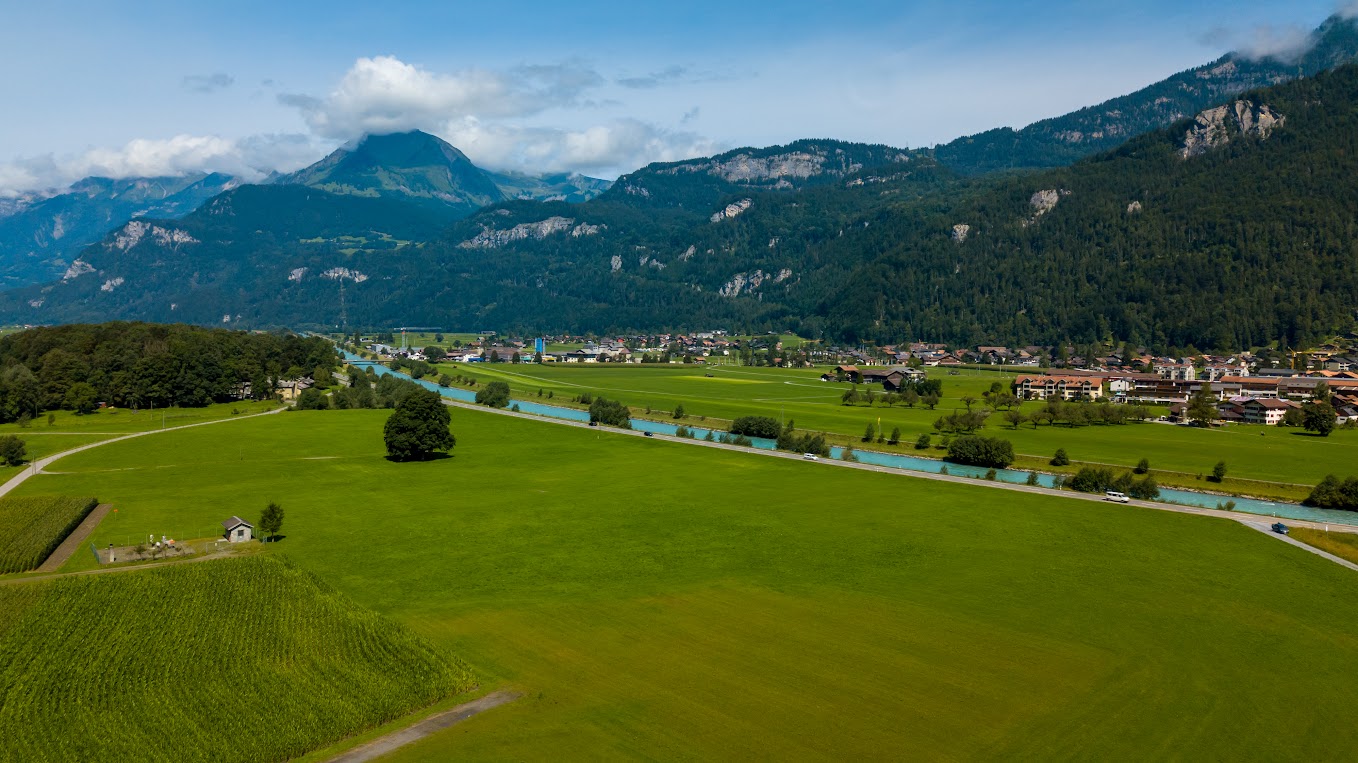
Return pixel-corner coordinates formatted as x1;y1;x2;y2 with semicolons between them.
9;407;1358;760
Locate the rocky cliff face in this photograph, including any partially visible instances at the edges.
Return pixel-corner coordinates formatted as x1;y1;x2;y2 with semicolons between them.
1180;100;1285;158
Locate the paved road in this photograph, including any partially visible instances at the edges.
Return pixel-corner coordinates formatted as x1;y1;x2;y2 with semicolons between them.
440;397;1358;536
325;691;519;763
1240;521;1358;573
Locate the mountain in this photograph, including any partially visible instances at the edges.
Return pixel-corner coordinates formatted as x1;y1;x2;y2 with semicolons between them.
485;170;613;202
931;13;1358;174
280;130;506;214
4;184;455;325
0;139;952;330
600;139;915;210
0;173;239;289
11;64;1358;349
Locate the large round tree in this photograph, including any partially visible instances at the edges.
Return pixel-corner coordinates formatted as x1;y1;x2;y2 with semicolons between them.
383;388;455;460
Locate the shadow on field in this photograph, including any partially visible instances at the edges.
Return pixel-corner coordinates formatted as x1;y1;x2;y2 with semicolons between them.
383;453;455;463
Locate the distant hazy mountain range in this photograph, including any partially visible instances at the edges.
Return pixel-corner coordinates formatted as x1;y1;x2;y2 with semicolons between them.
0;133;612;288
0;174;240;288
5;13;1358;350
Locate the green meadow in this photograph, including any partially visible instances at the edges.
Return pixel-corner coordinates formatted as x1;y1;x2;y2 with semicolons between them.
12;406;1358;759
0;400;280;485
432;362;1358;496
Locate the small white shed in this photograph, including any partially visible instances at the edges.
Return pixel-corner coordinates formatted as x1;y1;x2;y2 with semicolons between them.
222;516;254;543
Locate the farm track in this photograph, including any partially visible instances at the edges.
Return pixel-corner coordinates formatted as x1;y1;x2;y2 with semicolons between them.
0;550;235;586
35;503;111;572
323;691;519;763
438;397;1358;546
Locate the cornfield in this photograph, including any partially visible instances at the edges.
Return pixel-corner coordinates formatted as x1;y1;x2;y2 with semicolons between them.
0;556;474;762
0;496;98;574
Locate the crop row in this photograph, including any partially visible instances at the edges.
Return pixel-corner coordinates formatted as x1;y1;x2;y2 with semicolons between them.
0;496;98;574
0;556;473;762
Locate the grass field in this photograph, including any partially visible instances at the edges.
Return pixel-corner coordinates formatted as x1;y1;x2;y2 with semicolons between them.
0;400;279;485
0;555;472;763
428;361;1358;497
0;399;279;437
13;406;1358;759
0;496;97;574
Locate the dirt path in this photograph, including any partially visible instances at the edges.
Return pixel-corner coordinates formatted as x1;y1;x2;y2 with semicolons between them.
35;503;111;572
324;691;519;763
0;550;236;586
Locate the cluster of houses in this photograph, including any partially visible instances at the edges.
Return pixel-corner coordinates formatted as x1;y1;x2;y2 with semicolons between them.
1007;369;1358;425
820;365;928;391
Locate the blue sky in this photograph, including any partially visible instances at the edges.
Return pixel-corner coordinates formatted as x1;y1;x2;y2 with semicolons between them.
0;0;1348;193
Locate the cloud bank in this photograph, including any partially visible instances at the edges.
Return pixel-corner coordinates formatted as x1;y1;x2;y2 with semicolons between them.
0;54;717;195
277;55;718;176
0;133;320;197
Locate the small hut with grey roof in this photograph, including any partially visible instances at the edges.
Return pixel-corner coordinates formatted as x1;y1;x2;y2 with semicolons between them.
222;516;254;543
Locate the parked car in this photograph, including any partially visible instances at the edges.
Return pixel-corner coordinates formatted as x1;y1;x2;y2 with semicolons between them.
1271;522;1289;535
1104;491;1130;503
803;453;819;461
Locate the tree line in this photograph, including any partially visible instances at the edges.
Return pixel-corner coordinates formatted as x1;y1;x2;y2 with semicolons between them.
0;322;335;422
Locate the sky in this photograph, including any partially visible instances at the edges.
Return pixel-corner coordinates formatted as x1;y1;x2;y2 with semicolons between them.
0;0;1350;195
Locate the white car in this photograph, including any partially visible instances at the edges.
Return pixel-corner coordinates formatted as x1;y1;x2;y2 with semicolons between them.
1104;491;1130;503
803;453;819;461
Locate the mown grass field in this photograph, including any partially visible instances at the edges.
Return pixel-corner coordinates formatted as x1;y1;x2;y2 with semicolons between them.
0;496;97;573
0;555;472;763
0;400;279;485
430;361;1358;496
13;406;1358;759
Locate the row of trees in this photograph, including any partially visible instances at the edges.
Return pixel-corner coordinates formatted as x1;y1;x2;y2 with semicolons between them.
298;369;426;410
841;386;941;409
1303;475;1358;510
1067;467;1161;500
588;398;632;428
944;436;1015;468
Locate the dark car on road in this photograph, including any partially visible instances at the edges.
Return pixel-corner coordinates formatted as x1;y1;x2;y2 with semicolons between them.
1271;522;1289;535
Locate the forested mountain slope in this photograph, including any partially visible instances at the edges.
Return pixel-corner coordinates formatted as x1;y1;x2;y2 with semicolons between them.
829;64;1358;349
930;13;1358;173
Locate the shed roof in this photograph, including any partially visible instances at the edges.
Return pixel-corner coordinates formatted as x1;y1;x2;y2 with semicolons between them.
222;516;253;530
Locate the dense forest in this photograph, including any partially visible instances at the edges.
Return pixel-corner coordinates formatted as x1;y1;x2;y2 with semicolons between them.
0;323;335;421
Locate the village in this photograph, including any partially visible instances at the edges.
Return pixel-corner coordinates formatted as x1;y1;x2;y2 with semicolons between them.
358;329;1358;427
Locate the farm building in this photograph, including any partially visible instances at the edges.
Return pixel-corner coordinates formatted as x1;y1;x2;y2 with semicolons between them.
222;516;254;543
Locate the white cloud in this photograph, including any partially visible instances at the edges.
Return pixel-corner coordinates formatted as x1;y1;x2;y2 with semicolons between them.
441;117;721;178
0;54;720;193
281;55;604;140
0;133;322;196
1235;25;1316;62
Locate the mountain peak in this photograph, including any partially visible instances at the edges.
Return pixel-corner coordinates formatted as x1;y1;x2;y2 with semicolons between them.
281;130;504;214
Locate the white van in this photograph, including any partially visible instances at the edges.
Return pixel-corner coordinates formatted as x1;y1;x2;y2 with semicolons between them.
1104;491;1130;503
803;453;819;461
